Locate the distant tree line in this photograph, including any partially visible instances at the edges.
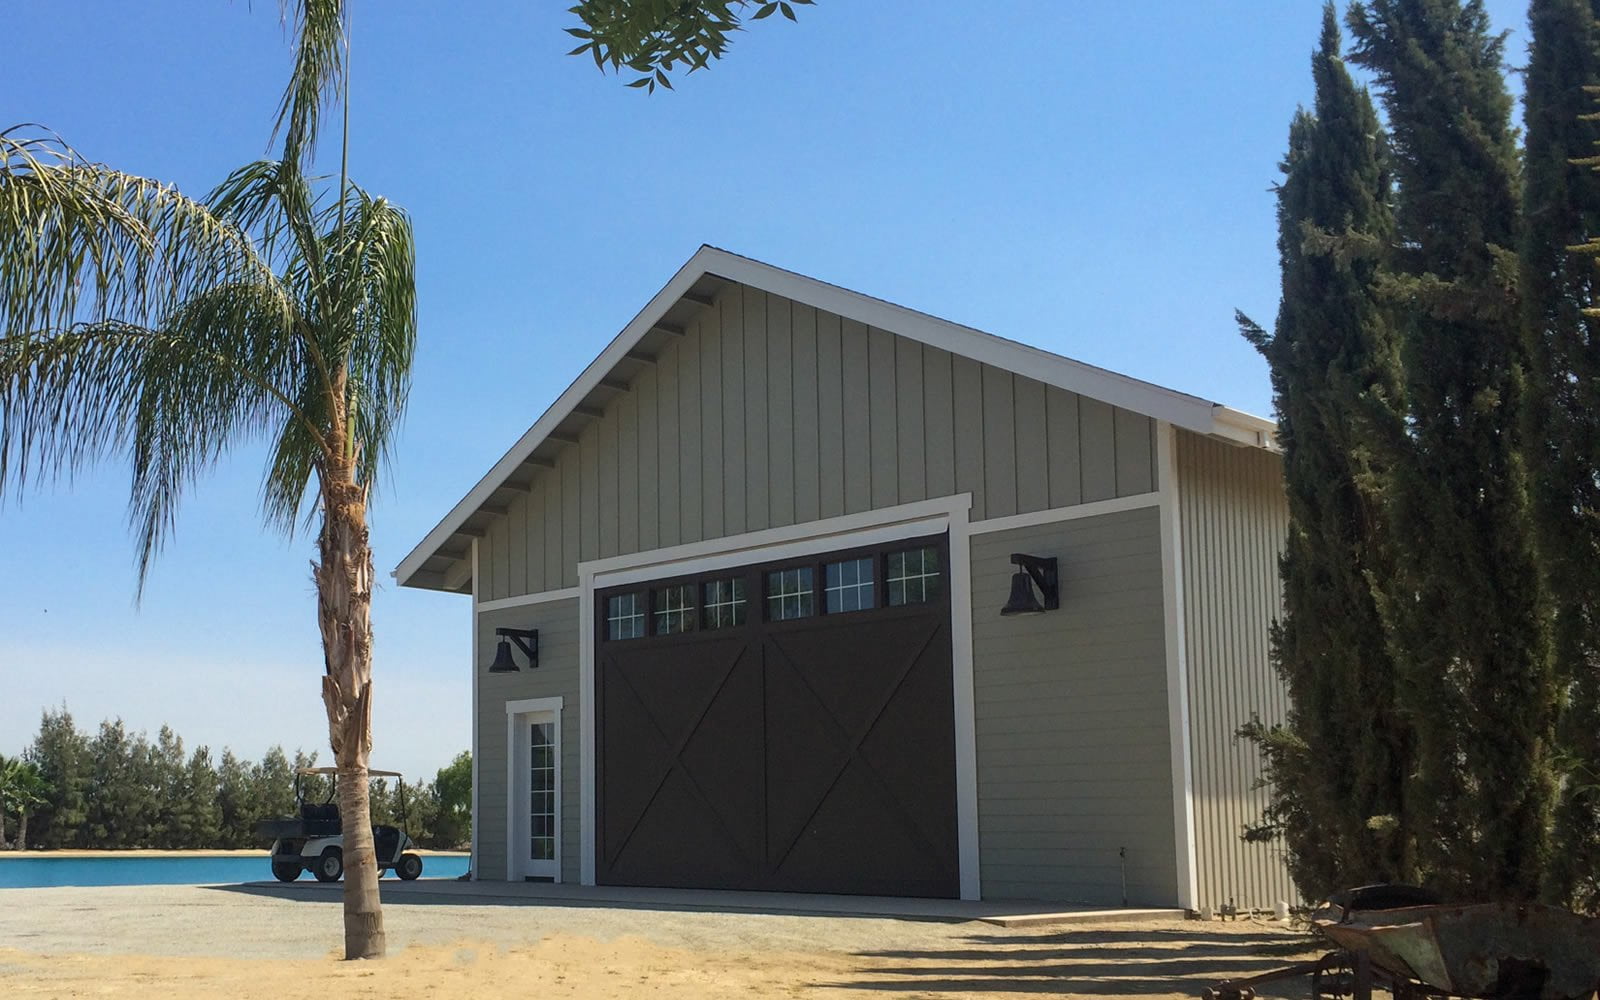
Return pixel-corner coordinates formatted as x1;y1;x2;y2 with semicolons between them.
1241;0;1600;909
2;707;469;852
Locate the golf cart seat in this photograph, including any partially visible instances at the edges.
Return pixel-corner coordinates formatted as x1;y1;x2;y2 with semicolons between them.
373;824;400;862
300;801;341;836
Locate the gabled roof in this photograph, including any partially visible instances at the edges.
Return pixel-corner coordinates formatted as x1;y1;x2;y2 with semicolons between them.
394;246;1275;591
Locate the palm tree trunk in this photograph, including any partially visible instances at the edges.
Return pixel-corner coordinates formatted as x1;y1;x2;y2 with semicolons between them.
316;465;384;960
16;809;28;851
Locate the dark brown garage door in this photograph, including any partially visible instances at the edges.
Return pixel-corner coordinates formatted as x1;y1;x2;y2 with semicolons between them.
596;532;958;897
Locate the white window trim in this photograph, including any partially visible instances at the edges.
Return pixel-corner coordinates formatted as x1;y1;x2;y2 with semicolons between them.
1157;421;1199;910
505;695;565;883
578;492;983;900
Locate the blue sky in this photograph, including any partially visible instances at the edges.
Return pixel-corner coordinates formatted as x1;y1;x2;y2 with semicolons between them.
2;1;1531;781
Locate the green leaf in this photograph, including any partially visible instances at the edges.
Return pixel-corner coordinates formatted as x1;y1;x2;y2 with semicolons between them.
780;2;796;21
753;3;778;19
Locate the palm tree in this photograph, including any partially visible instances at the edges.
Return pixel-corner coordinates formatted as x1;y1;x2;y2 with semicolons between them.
0;755;49;850
0;0;410;957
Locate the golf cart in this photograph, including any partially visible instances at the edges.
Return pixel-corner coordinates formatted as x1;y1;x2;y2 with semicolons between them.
255;767;423;883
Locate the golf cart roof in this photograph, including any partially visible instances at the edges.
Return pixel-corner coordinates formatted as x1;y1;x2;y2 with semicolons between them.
297;767;403;778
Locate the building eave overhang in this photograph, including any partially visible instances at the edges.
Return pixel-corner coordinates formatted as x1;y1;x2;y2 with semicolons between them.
395;246;1276;591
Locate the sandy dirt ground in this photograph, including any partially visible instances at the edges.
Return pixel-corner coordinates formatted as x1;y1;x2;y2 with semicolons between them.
0;884;1321;998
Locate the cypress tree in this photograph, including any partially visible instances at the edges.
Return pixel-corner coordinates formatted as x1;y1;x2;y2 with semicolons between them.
1348;0;1557;900
1520;0;1600;908
1240;4;1412;900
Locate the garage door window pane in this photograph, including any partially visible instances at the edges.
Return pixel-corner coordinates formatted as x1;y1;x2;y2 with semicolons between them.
606;593;645;640
825;557;875;613
766;567;815;621
703;578;746;629
654;583;697;635
887;547;941;606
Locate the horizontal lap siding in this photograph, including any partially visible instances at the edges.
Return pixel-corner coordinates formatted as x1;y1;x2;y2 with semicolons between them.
476;282;1162;601
1176;431;1294;911
970;508;1178;906
475;599;580;883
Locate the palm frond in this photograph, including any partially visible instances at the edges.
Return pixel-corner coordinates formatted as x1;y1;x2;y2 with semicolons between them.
320;184;416;493
0;127;270;340
273;0;346;170
0;281;319;590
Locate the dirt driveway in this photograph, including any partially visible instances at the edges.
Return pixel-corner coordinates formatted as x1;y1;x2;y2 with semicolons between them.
0;884;1320;998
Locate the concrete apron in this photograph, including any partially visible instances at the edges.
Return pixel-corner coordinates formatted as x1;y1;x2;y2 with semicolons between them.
239;878;1183;928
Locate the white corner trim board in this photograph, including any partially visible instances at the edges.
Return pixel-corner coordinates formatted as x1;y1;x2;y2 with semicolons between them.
576;491;983;899
1157;421;1199;910
469;539;481;882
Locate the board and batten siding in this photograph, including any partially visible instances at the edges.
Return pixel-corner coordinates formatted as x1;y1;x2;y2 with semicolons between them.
971;506;1179;905
1175;430;1294;911
475;598;580;883
476;282;1160;602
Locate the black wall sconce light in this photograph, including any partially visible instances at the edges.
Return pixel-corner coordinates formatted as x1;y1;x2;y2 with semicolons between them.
1000;553;1060;616
488;627;540;672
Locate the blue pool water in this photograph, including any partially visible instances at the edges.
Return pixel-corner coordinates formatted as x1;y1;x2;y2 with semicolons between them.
0;853;469;888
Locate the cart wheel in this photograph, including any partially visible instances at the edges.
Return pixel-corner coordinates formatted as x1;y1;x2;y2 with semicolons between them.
313;847;343;882
397;853;423;881
271;862;301;882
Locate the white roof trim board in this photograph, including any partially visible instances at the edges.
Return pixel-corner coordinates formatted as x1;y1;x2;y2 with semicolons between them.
395;246;1276;589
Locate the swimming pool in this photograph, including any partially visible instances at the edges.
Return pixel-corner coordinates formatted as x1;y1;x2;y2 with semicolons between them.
0;853;469;888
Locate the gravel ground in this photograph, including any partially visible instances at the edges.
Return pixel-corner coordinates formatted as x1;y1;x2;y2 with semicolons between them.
0;884;1321;998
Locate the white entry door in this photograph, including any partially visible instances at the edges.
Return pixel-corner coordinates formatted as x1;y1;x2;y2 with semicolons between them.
506;699;561;881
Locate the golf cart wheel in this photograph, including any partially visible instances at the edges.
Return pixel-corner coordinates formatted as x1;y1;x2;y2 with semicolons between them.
271;862;302;882
313;847;343;882
397;853;423;881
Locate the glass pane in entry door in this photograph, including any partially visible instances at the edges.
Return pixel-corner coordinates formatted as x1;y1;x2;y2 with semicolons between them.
530;721;556;862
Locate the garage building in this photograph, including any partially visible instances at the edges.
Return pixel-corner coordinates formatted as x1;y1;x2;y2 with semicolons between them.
395;246;1291;910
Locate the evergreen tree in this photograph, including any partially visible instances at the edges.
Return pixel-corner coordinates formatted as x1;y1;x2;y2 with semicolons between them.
152;726;188;847
26;707;90;848
1519;0;1600;909
176;746;221;849
1239;4;1411;900
216;750;257;848
1348;0;1557;900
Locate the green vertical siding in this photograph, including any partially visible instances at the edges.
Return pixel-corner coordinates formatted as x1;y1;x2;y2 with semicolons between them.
1176;431;1294;911
475;598;580;883
474;282;1163;602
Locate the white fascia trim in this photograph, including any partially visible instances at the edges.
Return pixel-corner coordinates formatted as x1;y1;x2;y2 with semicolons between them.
505;696;564;883
478;587;582;614
1212;406;1280;451
577;490;980;894
1157;421;1199;910
395;246;1273;589
469;539;481;882
968;492;1160;536
706;248;1223;434
394;249;719;588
